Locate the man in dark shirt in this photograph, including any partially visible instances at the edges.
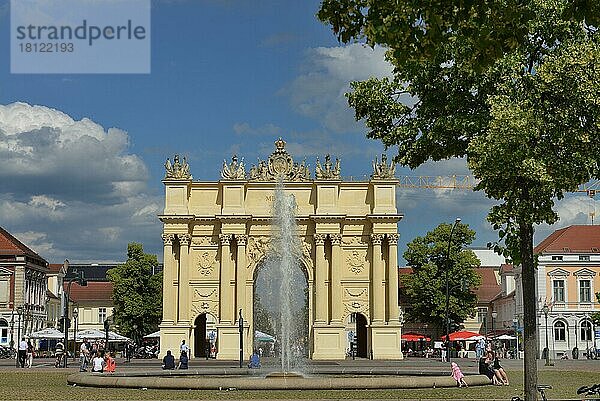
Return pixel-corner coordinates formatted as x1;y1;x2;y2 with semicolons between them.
162;350;175;370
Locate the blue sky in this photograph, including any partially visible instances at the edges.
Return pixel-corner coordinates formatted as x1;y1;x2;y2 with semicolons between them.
0;0;594;263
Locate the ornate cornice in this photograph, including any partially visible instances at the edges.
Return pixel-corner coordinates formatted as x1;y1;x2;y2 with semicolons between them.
158;215;194;224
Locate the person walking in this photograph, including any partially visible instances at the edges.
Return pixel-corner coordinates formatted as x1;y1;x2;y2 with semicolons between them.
26;340;34;368
180;339;189;357
18;337;27;368
54;341;64;368
450;362;468;387
79;338;89;372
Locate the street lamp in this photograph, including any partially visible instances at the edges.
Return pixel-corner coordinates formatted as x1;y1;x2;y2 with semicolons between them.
16;306;23;368
238;309;244;368
444;217;461;364
491;310;498;336
72;308;78;361
542;303;551;366
63;270;87;368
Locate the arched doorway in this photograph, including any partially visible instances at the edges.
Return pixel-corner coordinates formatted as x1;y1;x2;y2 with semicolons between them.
355;313;368;358
193;313;216;358
253;258;309;362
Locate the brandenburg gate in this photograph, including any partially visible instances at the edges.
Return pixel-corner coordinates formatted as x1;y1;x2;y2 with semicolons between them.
159;138;403;360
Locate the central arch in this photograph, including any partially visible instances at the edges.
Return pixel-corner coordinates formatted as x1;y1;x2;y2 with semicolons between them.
251;255;311;361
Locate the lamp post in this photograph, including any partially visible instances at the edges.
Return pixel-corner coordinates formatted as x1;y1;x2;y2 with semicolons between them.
444;217;461;364
132;324;138;347
104;318;110;352
72;308;78;361
63;271;87;368
542;303;551;366
16;306;23;368
513;317;519;359
9;310;15;353
491;310;497;336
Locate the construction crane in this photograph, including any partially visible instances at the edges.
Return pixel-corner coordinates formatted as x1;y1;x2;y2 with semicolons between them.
398;175;600;223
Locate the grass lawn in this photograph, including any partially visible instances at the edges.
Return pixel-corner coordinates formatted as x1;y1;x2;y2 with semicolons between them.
1;370;597;400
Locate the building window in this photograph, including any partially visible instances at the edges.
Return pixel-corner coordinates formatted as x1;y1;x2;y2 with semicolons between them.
554;321;566;341
581;321;593;342
98;308;107;324
477;307;488;323
551;256;563;261
579;255;590;261
579;280;591;303
0;319;7;345
553;280;565;302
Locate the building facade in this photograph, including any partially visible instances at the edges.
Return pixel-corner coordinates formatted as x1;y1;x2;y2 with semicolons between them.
159;139;403;360
535;225;600;359
0;227;49;348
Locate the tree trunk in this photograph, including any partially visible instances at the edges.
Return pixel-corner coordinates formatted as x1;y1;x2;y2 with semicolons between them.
520;219;538;401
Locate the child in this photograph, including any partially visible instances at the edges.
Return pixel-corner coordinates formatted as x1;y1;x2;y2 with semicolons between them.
104;352;116;373
451;362;468;387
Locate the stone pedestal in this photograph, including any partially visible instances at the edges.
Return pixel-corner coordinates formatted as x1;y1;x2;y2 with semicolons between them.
369;323;403;360
312;325;346;360
158;322;190;358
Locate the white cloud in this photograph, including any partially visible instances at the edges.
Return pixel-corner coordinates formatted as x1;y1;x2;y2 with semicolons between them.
0;102;162;262
282;44;393;133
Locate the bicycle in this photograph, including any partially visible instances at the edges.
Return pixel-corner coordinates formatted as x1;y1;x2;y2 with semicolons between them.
510;384;552;401
577;383;600;401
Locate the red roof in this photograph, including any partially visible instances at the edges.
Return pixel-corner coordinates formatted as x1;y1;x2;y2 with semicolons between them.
48;263;65;273
0;226;46;262
65;281;113;303
535;225;600;254
500;264;514;274
474;267;501;303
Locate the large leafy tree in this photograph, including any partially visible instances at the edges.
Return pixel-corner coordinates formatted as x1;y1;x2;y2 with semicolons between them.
318;1;600;399
402;222;481;332
107;243;162;342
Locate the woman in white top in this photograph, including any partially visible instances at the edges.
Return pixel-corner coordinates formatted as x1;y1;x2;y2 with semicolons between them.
91;352;105;373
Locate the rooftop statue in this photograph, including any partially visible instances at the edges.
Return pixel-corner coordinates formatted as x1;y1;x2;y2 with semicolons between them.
248;138;311;181
221;155;246;180
164;154;192;179
315;154;341;180
371;153;396;179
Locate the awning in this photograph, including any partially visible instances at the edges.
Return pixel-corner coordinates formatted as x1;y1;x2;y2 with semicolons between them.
441;330;484;341
495;334;517;340
144;330;160;339
75;329;130;342
401;332;431;342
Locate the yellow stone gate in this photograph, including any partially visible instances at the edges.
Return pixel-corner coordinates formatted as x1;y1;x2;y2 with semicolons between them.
159;139;403;360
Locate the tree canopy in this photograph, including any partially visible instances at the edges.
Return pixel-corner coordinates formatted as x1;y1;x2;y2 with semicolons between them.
318;1;600;399
107;243;162;341
402;222;481;331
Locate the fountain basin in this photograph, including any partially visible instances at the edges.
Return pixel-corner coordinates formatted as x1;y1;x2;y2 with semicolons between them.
67;369;492;390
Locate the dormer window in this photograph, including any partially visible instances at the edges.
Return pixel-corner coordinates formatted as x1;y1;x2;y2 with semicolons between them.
551;256;563;261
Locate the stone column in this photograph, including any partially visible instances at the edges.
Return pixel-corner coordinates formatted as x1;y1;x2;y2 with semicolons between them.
387;234;400;322
330;234;342;323
371;234;384;323
314;234;328;324
219;234;233;324
178;234;191;324
161;234;176;323
235;234;247;322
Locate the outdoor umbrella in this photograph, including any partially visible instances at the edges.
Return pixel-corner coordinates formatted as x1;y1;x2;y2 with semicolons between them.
401;332;431;342
495;334;517;340
144;331;160;339
74;329;106;341
254;330;276;343
26;327;65;339
442;330;484;341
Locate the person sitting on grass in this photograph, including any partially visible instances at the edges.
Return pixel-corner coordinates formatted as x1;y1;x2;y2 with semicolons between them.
248;349;261;369
91;351;106;373
162;350;175;370
104;352;116;373
178;350;189;370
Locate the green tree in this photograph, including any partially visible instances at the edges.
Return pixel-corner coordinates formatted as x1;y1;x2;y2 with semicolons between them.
402;222;481;333
592;292;600;326
318;2;600;399
253;293;275;336
107;243;162;342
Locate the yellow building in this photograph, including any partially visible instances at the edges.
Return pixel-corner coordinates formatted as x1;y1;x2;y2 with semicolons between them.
159;139;403;360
